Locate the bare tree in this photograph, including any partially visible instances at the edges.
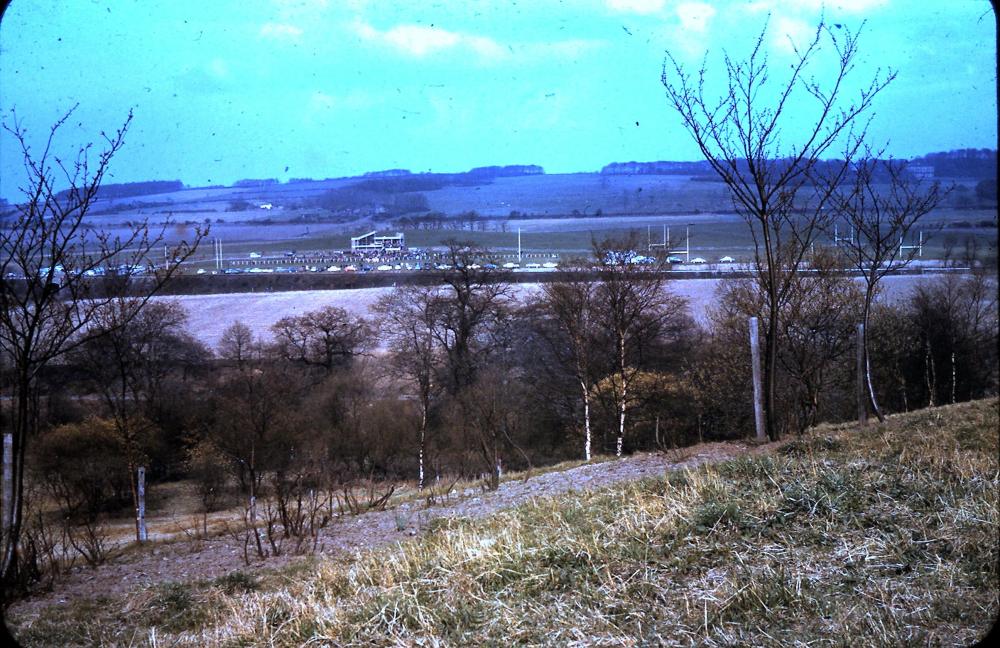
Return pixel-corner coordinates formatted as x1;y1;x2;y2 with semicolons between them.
0;107;204;590
371;285;443;489
591;235;686;456
775;251;863;433
662;20;894;439
832;156;945;421
208;358;306;561
71;300;194;542
432;240;513;394
458;366;528;490
218;321;256;369
271;306;372;374
538;274;600;461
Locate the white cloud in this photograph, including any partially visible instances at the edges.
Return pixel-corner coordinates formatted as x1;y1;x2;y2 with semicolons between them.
354;20;474;57
271;0;329;11
796;0;889;13
676;2;716;33
352;19;602;64
740;0;890;16
207;58;229;79
383;25;461;56
526;39;603;59
772;15;814;53
308;91;336;111
304;89;377;125
606;0;666;14
260;22;304;41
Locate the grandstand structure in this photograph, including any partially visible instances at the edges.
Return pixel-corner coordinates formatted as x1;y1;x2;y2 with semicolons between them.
350;231;405;252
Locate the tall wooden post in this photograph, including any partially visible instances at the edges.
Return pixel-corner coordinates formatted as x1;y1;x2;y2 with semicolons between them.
857;323;868;427
2;434;12;545
749;317;766;442
137;466;148;542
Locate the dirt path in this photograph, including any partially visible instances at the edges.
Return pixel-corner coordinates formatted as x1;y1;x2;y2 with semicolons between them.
7;441;771;620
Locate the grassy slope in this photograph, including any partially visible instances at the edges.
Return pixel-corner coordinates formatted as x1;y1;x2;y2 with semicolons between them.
10;399;998;646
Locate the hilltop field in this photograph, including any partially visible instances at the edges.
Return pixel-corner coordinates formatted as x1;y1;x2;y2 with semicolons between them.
160;274;928;351
49;172;997;268
6;398;997;646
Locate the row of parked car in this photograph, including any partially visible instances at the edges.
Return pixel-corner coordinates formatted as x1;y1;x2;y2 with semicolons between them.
668;255;736;264
200;260;562;275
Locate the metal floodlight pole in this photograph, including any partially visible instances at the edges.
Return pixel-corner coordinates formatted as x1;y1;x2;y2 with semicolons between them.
518;228;521;263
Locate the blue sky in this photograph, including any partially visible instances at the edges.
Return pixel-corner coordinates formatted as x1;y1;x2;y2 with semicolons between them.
0;0;995;199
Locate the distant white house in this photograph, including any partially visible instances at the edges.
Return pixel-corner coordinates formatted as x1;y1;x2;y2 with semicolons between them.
350;231;405;252
907;165;935;181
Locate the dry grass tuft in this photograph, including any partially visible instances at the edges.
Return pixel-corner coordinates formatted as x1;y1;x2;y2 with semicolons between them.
10;399;998;646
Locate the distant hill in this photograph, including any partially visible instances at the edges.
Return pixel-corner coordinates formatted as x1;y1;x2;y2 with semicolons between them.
600;160;716;175
911;149;997;179
84;180;186;200
600;150;997;181
467;165;544;178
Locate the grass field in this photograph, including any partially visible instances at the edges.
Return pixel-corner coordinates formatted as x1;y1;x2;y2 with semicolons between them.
10;398;996;646
166;273;931;351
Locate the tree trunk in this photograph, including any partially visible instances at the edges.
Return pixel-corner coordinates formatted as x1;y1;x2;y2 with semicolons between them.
861;291;885;422
749;317;766;442
950;351;957;404
1;434;12;577
762;226;780;441
925;340;937;407
857;323;868;427
616;335;627;457
1;373;32;586
136;466;147;543
127;455;142;543
418;404;427;490
580;380;592;462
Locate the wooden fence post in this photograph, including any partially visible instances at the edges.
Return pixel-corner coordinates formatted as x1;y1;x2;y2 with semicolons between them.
137;466;148;542
750;317;766;442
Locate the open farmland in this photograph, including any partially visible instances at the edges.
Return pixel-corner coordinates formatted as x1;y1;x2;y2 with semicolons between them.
166;274;933;351
46;172;995;272
423;173;735;216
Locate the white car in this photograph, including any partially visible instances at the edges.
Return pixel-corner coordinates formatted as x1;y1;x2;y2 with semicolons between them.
543;262;558;268
690;257;707;264
249;252;262;258
376;264;393;271
525;262;541;269
326;265;341;272
503;262;519;269
719;256;735;263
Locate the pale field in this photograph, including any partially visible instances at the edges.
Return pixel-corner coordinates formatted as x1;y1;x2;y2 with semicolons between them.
163;274;931;352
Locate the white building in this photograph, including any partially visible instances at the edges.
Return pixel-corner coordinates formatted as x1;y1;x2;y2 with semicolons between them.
351;231;405;252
